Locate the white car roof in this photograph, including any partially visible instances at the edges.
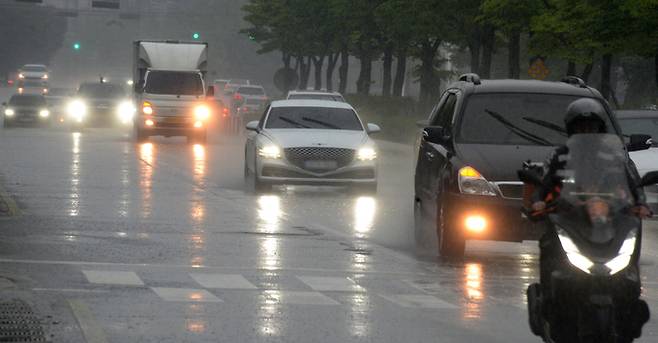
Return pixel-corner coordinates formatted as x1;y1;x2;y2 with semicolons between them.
287;90;343;96
271;99;354;109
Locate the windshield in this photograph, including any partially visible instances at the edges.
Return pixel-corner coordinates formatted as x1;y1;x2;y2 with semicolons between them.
22;65;47;72
458;94;612;146
556;134;633;243
9;95;46;106
78;84;125;99
144;71;203;96
289;94;344;102
237;87;265;95
618;117;658;147
266;106;363;130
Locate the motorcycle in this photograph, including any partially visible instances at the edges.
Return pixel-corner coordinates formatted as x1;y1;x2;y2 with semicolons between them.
518;134;655;343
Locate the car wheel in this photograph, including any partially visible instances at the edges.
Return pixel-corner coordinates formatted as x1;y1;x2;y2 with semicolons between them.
436;196;465;258
248;155;271;193
414;198;433;250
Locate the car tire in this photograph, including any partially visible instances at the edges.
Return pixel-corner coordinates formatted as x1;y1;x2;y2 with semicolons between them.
246;154;272;193
414;198;434;250
436;196;465;258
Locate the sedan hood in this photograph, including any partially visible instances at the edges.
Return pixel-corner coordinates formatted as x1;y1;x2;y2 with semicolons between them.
455;143;555;181
264;129;369;149
630;148;658;177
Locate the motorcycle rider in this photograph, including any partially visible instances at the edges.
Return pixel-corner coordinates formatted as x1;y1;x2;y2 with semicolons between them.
529;97;651;339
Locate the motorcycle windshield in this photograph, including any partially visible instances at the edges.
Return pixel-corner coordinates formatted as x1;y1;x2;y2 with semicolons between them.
556;134;633;243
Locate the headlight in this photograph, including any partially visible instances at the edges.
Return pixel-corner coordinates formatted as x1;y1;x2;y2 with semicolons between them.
4;108;14;117
117;101;135;123
357;147;377;161
18;73;24;79
67;100;87;122
194;105;211;121
458;166;496;196
605;231;637;275
39;109;50;118
258;145;281;159
142;101;153;115
42;74;48;80
557;228;594;274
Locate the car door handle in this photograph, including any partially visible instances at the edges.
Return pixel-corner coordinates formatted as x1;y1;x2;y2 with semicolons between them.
425;151;435;160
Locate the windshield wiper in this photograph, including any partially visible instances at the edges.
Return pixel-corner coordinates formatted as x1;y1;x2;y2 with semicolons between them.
522;116;567;136
301;116;340;129
484;109;553;146
278;116;310;128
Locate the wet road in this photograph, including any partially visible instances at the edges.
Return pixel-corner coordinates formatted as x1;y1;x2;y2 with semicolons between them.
0;93;657;342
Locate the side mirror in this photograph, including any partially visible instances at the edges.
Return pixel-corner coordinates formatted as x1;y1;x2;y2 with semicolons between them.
134;80;145;94
627;134;652;152
422;126;450;145
366;123;381;134
245;121;259;131
206;86;215;97
517;169;543;186
639;171;658;187
416;119;429;128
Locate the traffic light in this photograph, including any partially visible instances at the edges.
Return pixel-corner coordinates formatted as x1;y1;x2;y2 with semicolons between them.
73;42;81;51
192;32;200;40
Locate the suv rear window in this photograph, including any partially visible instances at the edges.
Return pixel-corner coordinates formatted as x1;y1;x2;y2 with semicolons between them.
458;93;612;146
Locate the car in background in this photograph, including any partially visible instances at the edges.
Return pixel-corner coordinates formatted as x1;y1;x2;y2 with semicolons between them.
18;64;49;81
244;99;380;193
213;79;230;94
287;90;346;102
412;74;642;257
17;79;48;95
2;94;51;127
45;87;75;119
616;109;658;213
67;82;134;127
232;85;269;116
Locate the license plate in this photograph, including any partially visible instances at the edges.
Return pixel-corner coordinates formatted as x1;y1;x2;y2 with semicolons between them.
305;160;337;170
163;117;185;123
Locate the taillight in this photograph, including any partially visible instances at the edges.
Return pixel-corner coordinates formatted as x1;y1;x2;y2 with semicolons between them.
222;107;229;117
142;101;153;115
234;94;243;101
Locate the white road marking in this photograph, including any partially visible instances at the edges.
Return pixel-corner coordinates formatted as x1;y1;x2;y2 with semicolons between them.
190;273;257;289
151;287;222;303
379;294;457;309
33;288;110;293
68;299;109;343
297;276;364;292
263;290;340;305
82;270;144;286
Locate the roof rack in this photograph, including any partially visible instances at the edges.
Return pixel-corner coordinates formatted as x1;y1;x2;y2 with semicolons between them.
561;76;587;88
459;73;481;85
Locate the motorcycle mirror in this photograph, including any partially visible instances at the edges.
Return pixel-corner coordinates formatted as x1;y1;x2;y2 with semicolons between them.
627;134;652;152
639;171;658;187
518;169;543;186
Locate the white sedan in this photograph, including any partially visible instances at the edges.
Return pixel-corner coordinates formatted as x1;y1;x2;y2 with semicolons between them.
617;110;658;212
244;100;380;192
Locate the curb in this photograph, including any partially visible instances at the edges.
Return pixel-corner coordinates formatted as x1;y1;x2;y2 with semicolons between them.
0;184;20;218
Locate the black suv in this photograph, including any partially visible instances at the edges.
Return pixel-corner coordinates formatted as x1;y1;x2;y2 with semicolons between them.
414;74;642;257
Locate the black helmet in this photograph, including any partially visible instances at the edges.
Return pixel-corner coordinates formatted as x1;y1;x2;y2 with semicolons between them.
564;98;608;135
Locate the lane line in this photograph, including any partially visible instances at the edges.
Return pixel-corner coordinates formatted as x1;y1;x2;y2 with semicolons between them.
263;290;340;306
83;270;145;286
33;288;110;293
67;299;109;343
298;276;364;292
190;273;257;289
151;287;223;303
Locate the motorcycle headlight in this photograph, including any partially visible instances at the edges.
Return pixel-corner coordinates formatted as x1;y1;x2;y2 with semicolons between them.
605;231;637;275
4;108;15;117
357;147;377;161
194;105;211;121
458;166;496;196
557;228;594;274
117;101;135;123
39;109;50;118
258;145;281;159
67;100;87;122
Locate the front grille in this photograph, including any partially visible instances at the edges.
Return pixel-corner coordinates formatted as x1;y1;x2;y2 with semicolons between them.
496;183;524;199
284;147;355;172
262;166;374;179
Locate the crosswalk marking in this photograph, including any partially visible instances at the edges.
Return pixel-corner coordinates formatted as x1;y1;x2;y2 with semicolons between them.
82;270;144;286
150;287;222;303
379;294;457;309
297;276;364;292
262;291;340;305
190;273;257;289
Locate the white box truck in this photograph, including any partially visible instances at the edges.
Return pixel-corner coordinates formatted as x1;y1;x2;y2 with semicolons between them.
133;40;214;143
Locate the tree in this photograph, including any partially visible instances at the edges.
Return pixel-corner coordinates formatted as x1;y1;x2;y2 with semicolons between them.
0;6;67;78
624;0;658;92
375;0;416;96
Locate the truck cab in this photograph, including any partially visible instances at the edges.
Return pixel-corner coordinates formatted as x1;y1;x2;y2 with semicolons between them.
133;41;213;144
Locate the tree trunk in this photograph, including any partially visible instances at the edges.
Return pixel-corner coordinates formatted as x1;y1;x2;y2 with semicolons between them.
601;54;613;101
356;45;373;96
393;47;407;97
312;55;325;90
581;63;593;83
508;30;520;79
338;47;349;94
382;44;394;97
479;26;495;79
655;54;658;91
419;41;439;106
469;41;480;75
567;61;576;76
326;53;339;92
299;56;312;90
